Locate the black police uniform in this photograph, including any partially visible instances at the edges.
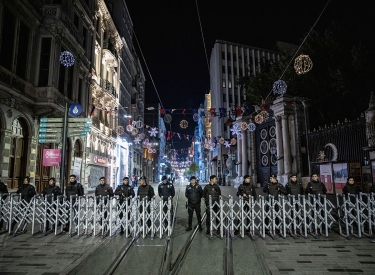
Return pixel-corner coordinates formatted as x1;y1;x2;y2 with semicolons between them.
158;181;175;226
306;180;327;196
202;183;221;233
237;181;256;231
17;183;36;203
285;180;304;196
185;183;203;230
0;180;9;229
263;181;287;229
95;183;114;220
342;183;360;197
115;183;135;233
42;183;62;231
137;182;155;228
64;180;84;231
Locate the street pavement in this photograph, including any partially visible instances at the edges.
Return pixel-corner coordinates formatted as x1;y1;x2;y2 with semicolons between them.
0;181;374;275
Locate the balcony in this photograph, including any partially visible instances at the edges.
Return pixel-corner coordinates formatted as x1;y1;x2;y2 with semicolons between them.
100;79;118;99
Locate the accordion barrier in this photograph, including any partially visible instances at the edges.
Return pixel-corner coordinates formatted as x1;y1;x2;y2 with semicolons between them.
0;194;173;240
1;193;374;240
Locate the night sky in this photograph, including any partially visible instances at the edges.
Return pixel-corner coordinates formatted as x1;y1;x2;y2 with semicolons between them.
125;0;374;149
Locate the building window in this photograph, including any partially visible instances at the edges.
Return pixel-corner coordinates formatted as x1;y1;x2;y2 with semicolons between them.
223;94;227;103
16;21;30;79
222;65;225;74
222;51;225;60
228;81;232;89
222;80;226;88
39;37;52;86
0;6;15;71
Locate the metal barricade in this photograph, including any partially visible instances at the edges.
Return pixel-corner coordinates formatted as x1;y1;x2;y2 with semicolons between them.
0;193;11;231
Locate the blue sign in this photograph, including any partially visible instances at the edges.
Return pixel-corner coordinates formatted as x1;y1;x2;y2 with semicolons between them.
69;103;82;117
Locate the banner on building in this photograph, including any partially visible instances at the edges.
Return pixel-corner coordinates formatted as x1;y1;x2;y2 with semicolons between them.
42;149;61;167
332;163;348;194
72;157;82;182
319;164;334;194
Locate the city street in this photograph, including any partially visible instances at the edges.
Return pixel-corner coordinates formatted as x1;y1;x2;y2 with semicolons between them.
1;181;374;275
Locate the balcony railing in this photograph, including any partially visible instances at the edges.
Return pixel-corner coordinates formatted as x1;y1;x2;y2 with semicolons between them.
100;79;118;98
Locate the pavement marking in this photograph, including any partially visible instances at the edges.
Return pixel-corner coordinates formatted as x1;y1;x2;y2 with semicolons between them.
134;244;165;247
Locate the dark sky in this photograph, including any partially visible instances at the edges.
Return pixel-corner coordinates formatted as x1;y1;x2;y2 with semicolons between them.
125;0;373;148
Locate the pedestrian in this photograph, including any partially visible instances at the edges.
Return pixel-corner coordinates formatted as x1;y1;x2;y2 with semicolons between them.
137;176;155;228
64;175;84;232
114;176;135;234
131;175;135;188
158;175;175;227
202;175;221;234
306;173;327;196
342;177;360;198
285;174;304;196
237;175;256;233
185;176;203;231
0;175;9;230
41;177;62;231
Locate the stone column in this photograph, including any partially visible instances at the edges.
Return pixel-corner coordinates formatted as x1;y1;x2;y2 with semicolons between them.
289;115;298;173
275;116;284;176
282;114;292;175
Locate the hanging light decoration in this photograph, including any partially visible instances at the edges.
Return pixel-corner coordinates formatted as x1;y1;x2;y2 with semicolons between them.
294;54;313;75
138;133;145;140
254;110;269;124
136;120;143;128
272;80;287;95
180;119;188;129
241;122;248;131
164;114;172;123
126;125;133;132
116;126;124;136
230;138;237;145
248;122;256;132
131;127;138;136
60;51;75;67
193;113;199;122
219;137;225;144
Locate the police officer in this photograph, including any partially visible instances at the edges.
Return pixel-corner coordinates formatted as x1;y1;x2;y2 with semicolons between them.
237;175;256;233
306;173;327;196
158;175;175;227
64;175;84;232
285;174;304;196
42;177;62;200
137;176;155;228
0;175;9;230
42;178;62;231
185;176;203;231
95;177;114;201
17;176;36;203
114;177;135;234
263;175;286;231
202;175;221;234
342;177;360;198
12;176;36;232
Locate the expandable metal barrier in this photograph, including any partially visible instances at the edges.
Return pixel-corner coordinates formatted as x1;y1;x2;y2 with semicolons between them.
0;194;173;240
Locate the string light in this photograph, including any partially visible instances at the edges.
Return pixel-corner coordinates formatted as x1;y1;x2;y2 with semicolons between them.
272;80;287;95
60;51;75;67
248;122;256;132
116;126;124;136
241;122;248;130
180;120;188;129
164;114;172;123
294;54;313;75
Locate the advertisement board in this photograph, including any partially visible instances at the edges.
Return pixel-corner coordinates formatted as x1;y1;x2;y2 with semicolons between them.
42;149;61;166
319;164;334;194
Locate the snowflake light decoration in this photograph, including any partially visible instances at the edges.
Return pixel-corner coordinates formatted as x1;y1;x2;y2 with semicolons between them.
248;122;256;132
134;137;141;144
230;138;237;145
224;141;231;148
164;114;172;123
60;51;75;67
230;124;241;136
180;120;188;129
294;54;313;75
209;145;215;151
126;125;133;132
241;122;248;131
272;80;287;95
148;127;158;137
193;113;199;122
